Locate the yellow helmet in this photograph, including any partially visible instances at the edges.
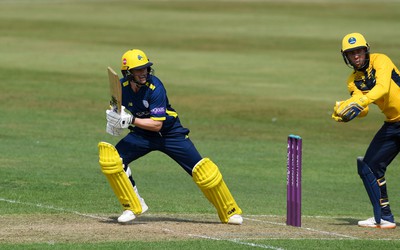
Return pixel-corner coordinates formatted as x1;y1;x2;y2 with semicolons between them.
341;33;370;69
121;49;153;71
341;33;369;53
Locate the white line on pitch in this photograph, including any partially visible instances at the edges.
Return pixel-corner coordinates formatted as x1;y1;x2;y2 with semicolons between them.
0;197;360;242
0;197;110;221
243;217;358;239
189;234;285;250
1;197;288;248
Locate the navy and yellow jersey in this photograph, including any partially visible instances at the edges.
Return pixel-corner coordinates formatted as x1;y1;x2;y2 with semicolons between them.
347;53;400;122
120;75;189;137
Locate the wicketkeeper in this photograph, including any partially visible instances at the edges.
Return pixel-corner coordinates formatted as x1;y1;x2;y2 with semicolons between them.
98;49;243;224
332;32;400;229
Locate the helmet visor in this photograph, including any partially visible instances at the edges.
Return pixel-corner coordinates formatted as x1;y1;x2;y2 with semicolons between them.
131;62;153;70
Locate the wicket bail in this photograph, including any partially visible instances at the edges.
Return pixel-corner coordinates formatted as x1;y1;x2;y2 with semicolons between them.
286;134;302;227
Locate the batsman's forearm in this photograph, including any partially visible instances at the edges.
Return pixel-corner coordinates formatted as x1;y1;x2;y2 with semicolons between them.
133;118;163;132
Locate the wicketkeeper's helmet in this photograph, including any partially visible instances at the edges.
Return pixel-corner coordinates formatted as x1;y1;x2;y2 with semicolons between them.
121;49;153;71
341;32;370;70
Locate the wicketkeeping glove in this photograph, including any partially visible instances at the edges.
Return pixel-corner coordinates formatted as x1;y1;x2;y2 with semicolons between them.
336;94;369;112
332;101;344;122
333;94;369;122
337;102;364;122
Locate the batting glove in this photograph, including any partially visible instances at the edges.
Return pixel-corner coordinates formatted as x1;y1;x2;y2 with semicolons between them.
120;106;135;129
106;106;135;129
106;122;123;136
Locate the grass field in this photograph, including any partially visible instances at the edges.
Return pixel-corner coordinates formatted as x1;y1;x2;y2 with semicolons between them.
1;0;400;249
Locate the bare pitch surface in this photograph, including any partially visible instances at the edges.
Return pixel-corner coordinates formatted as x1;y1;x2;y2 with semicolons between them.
1;213;399;244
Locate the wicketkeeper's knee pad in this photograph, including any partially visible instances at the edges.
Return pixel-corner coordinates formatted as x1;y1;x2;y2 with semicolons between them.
357;157;381;223
98;141;143;214
192;158;242;223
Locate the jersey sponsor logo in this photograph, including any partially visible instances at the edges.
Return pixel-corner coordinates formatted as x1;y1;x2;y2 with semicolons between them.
151;107;165;115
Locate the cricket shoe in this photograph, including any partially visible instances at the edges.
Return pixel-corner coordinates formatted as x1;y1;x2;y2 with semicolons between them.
117;199;149;223
358;217;396;229
227;214;243;225
118;210;136;223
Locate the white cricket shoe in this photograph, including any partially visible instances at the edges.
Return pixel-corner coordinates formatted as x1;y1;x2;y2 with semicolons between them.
227;214;243;225
117;200;148;224
118;210;136;223
117;186;149;223
358;217;396;229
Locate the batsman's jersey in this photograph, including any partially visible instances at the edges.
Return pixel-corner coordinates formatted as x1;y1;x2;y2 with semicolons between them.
116;74;202;175
347;53;400;122
120;75;189;137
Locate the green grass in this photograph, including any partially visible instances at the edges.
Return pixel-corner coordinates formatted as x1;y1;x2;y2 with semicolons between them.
1;0;400;249
2;239;399;250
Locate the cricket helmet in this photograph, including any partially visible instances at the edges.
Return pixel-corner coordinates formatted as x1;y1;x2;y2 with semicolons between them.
121;49;153;71
341;33;370;69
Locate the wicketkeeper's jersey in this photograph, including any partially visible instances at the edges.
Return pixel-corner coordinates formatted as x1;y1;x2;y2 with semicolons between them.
347;53;400;122
120;75;190;137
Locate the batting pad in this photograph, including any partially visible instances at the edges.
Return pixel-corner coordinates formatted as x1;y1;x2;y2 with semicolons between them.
357;157;381;224
98;141;142;215
192;158;242;223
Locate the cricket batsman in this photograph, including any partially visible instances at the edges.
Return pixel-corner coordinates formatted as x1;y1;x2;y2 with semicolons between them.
332;32;400;229
98;49;243;224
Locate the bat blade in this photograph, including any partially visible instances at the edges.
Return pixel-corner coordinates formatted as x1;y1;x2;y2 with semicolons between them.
107;66;122;114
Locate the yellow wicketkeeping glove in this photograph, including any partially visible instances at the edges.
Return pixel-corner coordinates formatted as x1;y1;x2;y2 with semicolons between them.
358;105;369;118
333;94;369;122
332;101;344;122
338;94;369;110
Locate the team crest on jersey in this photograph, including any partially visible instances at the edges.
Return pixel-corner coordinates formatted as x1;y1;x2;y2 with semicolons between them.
143;100;149;108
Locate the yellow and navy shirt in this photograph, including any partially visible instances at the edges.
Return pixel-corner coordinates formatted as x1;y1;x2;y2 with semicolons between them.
347;53;400;122
120;75;189;137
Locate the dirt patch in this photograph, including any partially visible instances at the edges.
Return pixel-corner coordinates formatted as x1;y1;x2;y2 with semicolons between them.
1;213;399;244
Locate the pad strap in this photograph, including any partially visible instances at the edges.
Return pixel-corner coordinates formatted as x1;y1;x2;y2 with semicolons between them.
377;177;390;207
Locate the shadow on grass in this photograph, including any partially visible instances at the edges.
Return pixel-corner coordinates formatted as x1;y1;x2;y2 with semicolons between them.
100;215;220;225
333;217;359;226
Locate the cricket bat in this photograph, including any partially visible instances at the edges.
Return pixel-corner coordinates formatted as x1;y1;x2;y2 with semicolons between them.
107;66;122;114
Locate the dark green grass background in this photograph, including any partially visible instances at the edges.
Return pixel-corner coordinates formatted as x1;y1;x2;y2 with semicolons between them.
1;0;400;249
